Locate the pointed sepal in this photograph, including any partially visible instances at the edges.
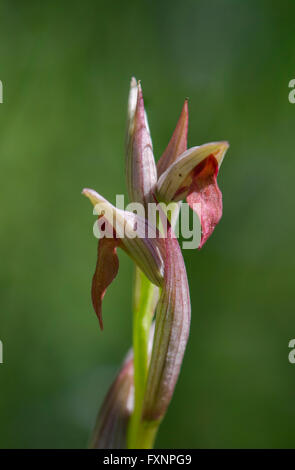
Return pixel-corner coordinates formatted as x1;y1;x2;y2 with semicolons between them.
125;79;157;211
157;100;188;177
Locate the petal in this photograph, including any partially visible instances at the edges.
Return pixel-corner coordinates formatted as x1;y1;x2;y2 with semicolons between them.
142;219;191;421
91;234;120;330
157;141;229;203
187;154;222;248
157;99;188;177
125;80;157;210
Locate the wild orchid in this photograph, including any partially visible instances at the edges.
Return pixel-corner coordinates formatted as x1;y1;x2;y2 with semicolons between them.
83;78;229;449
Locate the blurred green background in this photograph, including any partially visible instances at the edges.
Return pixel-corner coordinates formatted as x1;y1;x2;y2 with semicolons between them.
0;0;294;448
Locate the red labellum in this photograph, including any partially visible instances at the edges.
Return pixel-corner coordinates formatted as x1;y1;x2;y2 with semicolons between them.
91;234;120;330
186;154;222;249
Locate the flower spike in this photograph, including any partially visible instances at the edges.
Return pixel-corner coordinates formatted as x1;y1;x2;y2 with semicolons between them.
83;79;229;448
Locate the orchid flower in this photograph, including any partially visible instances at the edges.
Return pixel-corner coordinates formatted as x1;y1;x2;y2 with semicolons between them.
82;188;164;329
82;78;228;449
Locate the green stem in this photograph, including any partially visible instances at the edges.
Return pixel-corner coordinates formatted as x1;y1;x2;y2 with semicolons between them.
127;268;156;449
130;420;160;449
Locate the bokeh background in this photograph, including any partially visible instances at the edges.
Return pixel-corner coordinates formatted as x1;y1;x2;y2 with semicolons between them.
0;0;294;448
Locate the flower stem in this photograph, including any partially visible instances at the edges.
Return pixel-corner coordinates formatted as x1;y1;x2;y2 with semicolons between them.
130;420;159;449
127;267;156;449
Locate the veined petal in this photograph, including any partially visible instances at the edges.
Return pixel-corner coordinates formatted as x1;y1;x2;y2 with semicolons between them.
125;79;157;210
142;221;191;421
83;189;165;327
157;99;188;178
157;141;228;202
